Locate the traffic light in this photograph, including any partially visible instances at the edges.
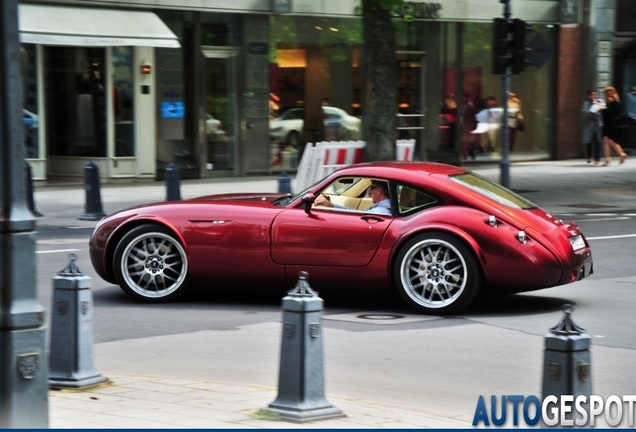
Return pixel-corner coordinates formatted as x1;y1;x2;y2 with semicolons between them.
511;19;534;74
492;18;514;75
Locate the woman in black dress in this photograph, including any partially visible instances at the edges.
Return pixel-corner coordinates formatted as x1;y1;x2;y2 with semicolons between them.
601;86;627;165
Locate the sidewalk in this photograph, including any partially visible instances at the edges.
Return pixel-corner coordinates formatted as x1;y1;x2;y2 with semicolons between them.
39;158;636;428
49;374;468;428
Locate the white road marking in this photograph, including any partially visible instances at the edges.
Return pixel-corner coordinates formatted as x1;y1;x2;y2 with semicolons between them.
38;239;87;245
576;216;629;222
586;234;636;241
36;249;80;254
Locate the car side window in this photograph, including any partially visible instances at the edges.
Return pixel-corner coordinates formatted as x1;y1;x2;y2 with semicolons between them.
315;177;390;214
396;184;438;214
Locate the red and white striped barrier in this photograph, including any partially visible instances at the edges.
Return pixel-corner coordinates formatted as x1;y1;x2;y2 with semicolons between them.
295;139;416;191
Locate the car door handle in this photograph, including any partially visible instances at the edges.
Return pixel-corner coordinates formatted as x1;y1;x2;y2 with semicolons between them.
361;216;385;223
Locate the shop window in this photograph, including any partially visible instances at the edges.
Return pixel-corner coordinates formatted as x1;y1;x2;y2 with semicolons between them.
269;15;363;171
460;22;555;161
21;44;39;159
45;47;106;157
112;46;134;157
200;13;241;47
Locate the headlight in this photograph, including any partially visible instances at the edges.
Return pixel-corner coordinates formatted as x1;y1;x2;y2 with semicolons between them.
270;127;282;133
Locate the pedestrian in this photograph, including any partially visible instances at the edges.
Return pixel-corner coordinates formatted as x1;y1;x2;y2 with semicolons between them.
461;92;477;160
581;89;604;165
507;92;524;152
601;86;627;165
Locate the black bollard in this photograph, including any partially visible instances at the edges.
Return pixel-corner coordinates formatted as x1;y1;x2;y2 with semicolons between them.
278;171;292;194
23;161;42;217
265;272;343;423
79;161;106;221
165;162;181;201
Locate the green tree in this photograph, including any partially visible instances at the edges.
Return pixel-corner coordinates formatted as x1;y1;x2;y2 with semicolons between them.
361;0;403;161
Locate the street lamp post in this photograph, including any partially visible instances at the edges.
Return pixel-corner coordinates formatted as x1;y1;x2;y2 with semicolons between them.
0;0;49;427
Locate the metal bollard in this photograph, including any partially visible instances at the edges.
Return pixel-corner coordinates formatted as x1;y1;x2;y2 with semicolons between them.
266;271;343;422
278;171;292;194
165;161;181;201
78;160;106;221
23;160;42;217
542;304;591;406
48;254;109;389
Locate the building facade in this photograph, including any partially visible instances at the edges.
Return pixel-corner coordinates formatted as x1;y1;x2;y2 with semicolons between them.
18;0;631;183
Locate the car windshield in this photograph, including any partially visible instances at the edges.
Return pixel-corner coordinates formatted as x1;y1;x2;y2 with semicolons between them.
271;177;328;207
449;172;538;210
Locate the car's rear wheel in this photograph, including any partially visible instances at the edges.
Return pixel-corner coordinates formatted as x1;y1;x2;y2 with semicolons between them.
113;224;190;302
287;131;301;147
394;232;480;314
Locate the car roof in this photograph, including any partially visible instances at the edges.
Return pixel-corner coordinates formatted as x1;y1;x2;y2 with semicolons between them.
336;161;468;177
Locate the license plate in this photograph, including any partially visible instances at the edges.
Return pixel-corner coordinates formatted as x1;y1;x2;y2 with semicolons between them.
569;235;586;251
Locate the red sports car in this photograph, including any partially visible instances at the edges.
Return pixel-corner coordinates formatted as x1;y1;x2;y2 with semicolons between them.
89;162;593;314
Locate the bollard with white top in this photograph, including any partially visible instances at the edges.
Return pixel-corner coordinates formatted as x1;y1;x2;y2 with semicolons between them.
542;304;591;423
48;254;109;389
266;271;344;422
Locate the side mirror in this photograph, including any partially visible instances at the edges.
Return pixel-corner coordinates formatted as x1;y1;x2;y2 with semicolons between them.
301;193;316;214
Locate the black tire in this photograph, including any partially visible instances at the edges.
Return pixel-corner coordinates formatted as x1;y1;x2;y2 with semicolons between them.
287;131;301;147
393;232;480;314
113;224;190;302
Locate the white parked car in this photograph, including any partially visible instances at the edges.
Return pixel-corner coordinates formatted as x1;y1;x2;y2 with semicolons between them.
270;106;361;146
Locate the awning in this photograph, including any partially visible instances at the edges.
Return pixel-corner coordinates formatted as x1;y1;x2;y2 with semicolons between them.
19;4;180;48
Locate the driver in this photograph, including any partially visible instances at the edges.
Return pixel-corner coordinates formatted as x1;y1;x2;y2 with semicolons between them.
314;180;392;215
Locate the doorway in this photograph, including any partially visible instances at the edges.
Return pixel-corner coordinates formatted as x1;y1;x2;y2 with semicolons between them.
202;49;238;173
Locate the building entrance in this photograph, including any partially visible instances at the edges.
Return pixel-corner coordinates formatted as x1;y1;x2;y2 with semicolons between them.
202;49;238;173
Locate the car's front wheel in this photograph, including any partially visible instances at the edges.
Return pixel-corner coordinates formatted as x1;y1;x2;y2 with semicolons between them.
113;224;190;302
393;232;480;314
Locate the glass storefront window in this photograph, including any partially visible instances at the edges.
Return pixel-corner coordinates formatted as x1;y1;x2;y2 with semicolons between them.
45;47;106;157
204;51;237;171
269;15;363;171
113;46;134;157
21;44;39;159
201;13;241;47
460;22;556;161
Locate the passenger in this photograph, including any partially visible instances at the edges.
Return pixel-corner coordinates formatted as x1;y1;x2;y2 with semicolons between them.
314;181;392;215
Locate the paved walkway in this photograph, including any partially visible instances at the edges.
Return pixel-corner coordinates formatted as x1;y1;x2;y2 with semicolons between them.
37;157;636;428
49;374;468;428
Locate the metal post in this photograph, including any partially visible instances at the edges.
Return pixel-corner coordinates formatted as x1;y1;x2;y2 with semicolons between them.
542;305;591;423
266;272;344;423
0;0;49;426
165;161;181;201
500;0;511;188
48;254;109;389
79;160;106;221
24;160;42;217
278;171;292;194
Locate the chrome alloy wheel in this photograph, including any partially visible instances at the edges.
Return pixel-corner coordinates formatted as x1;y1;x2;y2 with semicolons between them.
120;231;188;299
399;238;468;310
